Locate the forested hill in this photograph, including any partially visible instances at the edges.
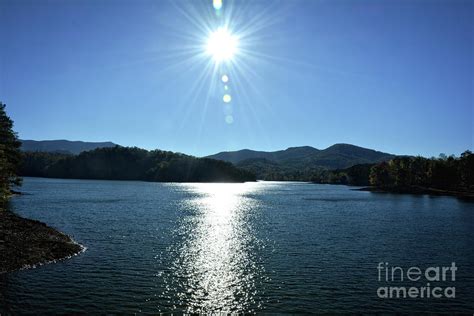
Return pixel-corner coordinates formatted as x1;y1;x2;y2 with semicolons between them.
207;144;395;180
207;146;321;164
20;146;256;183
207;144;394;169
20;139;117;155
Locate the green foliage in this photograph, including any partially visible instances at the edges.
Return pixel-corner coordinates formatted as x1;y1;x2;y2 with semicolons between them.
20;151;73;177
20;146;256;183
237;158;326;181
0;102;22;203
369;161;393;188
459;150;474;188
310;164;374;186
343;163;374;186
316;152;473;192
368;153;474;192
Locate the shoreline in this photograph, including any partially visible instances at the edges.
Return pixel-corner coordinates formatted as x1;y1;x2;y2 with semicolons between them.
19;175;255;184
357;186;474;201
0;209;85;274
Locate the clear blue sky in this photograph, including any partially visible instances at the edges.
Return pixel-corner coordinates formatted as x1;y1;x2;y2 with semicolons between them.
1;0;472;157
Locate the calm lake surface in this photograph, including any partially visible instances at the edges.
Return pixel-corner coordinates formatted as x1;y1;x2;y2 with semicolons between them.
1;177;473;313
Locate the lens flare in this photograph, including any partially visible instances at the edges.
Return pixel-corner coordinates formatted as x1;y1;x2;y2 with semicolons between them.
221;74;229;83
225;115;234;124
212;0;222;10
223;94;232;103
206;27;238;62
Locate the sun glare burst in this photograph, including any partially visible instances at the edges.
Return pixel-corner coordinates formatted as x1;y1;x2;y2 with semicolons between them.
164;0;279;128
206;27;238;62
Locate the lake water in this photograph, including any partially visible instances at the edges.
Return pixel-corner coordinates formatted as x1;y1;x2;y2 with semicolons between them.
1;177;473;313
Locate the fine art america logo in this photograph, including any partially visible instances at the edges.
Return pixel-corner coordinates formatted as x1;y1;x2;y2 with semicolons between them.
377;262;457;299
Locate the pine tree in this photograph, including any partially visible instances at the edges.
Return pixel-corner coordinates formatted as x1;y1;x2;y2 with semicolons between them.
0;102;22;204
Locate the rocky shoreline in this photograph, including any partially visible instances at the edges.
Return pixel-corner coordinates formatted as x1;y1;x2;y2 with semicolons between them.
0;209;84;274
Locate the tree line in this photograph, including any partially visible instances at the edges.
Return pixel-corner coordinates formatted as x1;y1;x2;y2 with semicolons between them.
1;101;255;187
369;153;473;191
20;146;256;183
2;100;472;194
314;153;474;193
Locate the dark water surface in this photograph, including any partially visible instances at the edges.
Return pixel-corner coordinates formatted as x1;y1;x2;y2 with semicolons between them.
1;178;473;313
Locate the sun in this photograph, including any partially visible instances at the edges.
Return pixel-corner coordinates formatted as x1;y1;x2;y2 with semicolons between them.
206;27;238;62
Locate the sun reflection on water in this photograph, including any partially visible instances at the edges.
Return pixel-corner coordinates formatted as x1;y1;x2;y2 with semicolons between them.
163;183;267;313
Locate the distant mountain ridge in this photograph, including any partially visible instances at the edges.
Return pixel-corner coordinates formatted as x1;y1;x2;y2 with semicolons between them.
208;146;321;164
20;140;396;181
20;139;117;155
207;144;396;179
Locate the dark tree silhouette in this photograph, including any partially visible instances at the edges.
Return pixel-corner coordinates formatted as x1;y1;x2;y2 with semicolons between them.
20;146;256;183
0;102;22;203
369;161;393;188
315;152;473;195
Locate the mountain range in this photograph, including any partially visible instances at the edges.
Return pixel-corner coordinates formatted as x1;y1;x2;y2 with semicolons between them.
207;143;394;169
20;139;117;155
20;140;396;181
206;144;395;180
